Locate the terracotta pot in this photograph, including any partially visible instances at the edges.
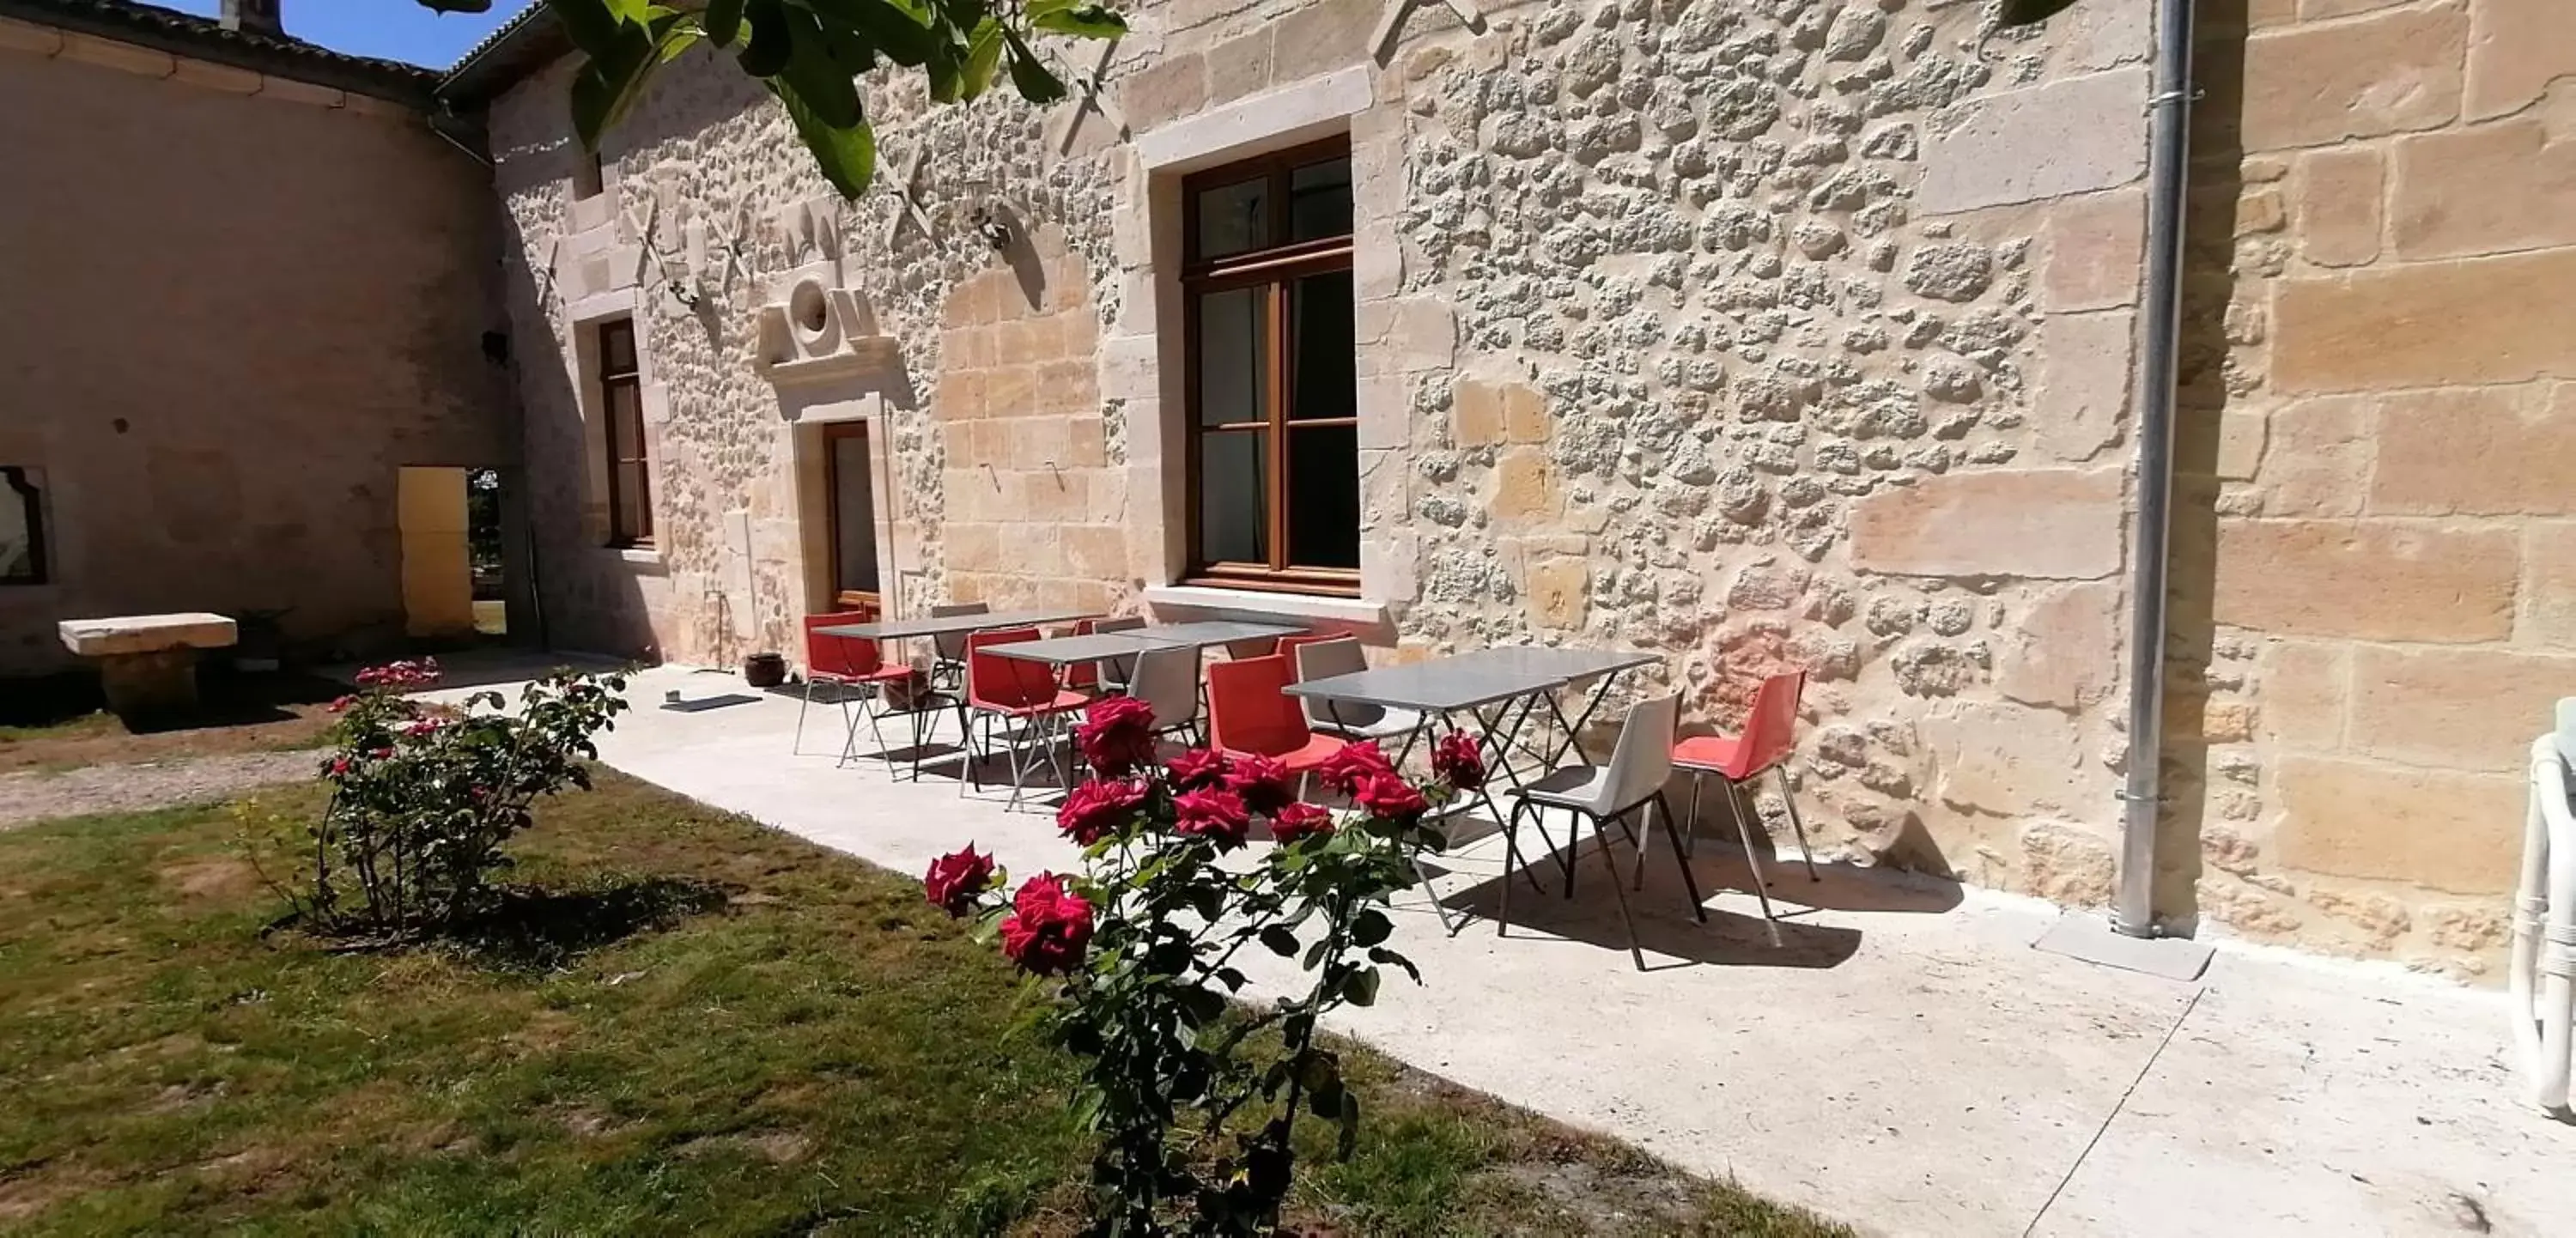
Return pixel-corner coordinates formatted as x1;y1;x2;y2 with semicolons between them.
743;652;788;689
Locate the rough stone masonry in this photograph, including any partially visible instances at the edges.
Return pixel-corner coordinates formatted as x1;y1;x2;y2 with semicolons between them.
485;0;2563;979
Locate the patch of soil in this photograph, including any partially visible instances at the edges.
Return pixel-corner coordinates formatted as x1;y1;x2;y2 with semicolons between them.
0;751;321;828
675;1131;813;1164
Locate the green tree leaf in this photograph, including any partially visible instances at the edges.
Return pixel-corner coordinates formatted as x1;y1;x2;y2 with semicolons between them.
737;0;793;77
1350;908;1392;948
1029;0;1127;39
1341;967;1379;1008
769;78;877;197
703;0;746;46
999;26;1065;104
960;17;1004;100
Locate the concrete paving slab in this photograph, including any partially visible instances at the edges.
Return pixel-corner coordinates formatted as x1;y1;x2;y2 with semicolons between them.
432;666;2576;1238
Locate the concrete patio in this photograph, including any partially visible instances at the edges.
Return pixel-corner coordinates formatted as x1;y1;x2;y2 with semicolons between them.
445;662;2576;1237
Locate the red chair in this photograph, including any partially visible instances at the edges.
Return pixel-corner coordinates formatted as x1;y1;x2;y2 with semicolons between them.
963;627;1091;807
1271;632;1334;671
796;611;916;763
1666;670;1819;891
1064;617;1111;690
1206;654;1347;793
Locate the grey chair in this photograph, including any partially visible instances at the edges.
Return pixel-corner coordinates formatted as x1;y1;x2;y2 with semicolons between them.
1293;637;1425;743
927;602;987;690
1501;694;1712;969
1126;643;1204;746
1090;615;1147;692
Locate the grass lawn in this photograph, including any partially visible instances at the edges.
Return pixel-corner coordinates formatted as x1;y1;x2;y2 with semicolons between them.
0;769;1845;1237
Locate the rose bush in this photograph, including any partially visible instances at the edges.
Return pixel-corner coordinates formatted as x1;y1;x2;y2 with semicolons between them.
927;701;1476;1235
283;659;631;938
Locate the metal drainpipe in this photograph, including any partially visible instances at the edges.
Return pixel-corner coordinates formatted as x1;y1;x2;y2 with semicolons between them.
2114;0;2199;938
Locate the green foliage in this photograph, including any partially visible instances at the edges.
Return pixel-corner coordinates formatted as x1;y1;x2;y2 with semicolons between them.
1997;0;2085;24
295;660;631;938
541;0;1126;197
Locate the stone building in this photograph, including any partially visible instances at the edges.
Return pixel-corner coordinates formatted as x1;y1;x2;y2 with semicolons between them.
0;0;520;673
426;0;2561;976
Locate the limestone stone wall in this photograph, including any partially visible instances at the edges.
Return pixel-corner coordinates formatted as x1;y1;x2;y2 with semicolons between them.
0;20;513;675
490;2;2184;934
2165;0;2576;975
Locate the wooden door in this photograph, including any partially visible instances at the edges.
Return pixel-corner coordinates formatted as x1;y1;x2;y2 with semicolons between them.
825;422;883;619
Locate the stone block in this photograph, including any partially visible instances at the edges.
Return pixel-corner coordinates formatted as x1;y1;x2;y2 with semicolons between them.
2213;411;2267;482
2524;524;2576;648
2350;646;2576;772
2257;395;2372;517
1915;68;2149;215
1922;699;2091;816
1453;378;1506;446
2466;0;2576;119
1387;298;1456;372
2041;187;2146;312
2275;755;2523;894
2239;4;2466;151
1526;557;1590;631
2300;0;2412;18
1504;383;1551;445
2032;310;2133;463
1850;468;2125;580
2212;519;2518;641
2271;247;2576;392
2257;640;2348;750
1270;0;1375;82
1120;54;1209;130
1206;30;1273;107
2296;145;2383;268
1488;447;1558;524
2373;384;2576;515
97;649;204;724
1996;582;2122;710
1063;525;1127;580
58;613;239;658
2391;116;2576;260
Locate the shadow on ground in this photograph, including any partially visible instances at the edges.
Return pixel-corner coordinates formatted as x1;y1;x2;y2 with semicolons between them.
440;875;733;971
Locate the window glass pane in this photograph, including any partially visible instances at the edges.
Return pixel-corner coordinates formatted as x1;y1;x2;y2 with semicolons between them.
1198;430;1267;566
600;321;635;375
1285;426;1358;571
1194;178;1268;259
1288;270;1355;422
608;384;647;458
1288;156;1352;243
831;432;880;595
0;468;36;583
614;461;652;543
1194;288;1270;427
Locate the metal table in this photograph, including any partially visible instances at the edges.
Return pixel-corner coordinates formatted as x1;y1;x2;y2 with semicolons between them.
1131;619;1307;650
812;607;1101;780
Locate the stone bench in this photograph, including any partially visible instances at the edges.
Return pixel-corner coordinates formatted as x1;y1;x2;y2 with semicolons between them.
58;613;240;724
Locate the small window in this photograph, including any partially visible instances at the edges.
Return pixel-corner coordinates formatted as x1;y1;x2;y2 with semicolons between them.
1182;137;1359;594
573;143;605;199
0;467;46;586
598;320;653;548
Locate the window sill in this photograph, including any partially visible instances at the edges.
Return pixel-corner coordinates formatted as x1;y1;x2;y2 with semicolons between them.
1143;584;1388;628
609;545;665;572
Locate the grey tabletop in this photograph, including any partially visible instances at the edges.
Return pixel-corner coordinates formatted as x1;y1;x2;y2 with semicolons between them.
814;607;1097;640
1136;620;1308;646
984;633;1163;665
1283;646;1660;713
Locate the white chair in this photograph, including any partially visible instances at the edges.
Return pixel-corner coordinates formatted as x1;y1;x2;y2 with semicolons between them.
1125;643;1204;747
2512;697;2576;1116
1293;637;1425;743
1090;615;1147;692
1500;694;1709;969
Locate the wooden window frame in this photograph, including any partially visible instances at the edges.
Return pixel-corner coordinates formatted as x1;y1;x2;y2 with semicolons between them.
598;319;653;549
1181;135;1362;598
0;466;46;586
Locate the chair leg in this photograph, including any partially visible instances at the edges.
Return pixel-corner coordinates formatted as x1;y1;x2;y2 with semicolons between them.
1775;765;1820;881
1656;792;1707;924
1725;780;1784;947
793;677;816;754
1682;771;1704;859
1589;808;1647;971
1498;800;1527;938
1631;794;1654;892
1561;804;1581;901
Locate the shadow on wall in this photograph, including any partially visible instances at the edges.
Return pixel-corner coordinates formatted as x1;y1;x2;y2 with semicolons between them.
2154;0;2257;933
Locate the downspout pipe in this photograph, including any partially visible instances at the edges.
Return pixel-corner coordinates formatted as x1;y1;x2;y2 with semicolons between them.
2114;0;2199;938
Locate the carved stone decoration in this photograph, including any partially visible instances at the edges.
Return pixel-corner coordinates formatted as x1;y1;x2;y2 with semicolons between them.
750;269;898;387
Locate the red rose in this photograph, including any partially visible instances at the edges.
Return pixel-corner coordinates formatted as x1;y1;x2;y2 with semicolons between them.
923;845;1000;917
1172;786;1251;848
1431;731;1485;792
1075;695;1159;776
1353;771;1429;821
1163;747;1229;791
999;872;1095;974
368;747;395;761
327;695;355;713
1057;777;1149;846
1269;800;1334;845
326;756;352;776
1316;741;1395;795
1222;752;1296;815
